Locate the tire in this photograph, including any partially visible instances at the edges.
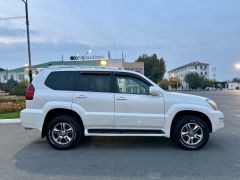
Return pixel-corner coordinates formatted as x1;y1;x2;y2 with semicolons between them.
172;115;209;150
46;115;83;150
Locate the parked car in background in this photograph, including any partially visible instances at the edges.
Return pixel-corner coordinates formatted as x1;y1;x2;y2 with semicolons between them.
21;66;224;150
205;87;217;91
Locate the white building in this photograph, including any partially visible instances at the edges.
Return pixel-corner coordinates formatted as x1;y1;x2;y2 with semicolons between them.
168;61;210;90
228;82;240;90
0;66;40;83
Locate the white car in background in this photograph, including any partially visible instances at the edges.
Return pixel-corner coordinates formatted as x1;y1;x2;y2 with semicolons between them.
205;87;217;91
21;66;224;150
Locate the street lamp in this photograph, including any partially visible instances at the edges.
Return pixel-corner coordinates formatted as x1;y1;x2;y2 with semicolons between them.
82;49;92;64
22;0;32;82
236;64;240;70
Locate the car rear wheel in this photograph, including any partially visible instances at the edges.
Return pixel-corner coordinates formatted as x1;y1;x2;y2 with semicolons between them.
46;115;83;150
172;115;209;150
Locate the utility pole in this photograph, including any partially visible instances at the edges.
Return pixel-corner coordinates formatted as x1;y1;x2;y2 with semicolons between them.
212;67;216;82
22;0;33;82
121;52;124;62
108;51;111;60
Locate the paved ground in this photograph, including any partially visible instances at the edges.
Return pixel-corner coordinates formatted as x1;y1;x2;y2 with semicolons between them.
0;90;240;180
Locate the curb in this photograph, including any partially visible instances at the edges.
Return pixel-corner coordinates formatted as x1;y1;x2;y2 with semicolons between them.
0;119;21;124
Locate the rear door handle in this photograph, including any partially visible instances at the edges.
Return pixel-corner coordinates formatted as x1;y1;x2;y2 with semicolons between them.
117;97;127;101
76;95;87;99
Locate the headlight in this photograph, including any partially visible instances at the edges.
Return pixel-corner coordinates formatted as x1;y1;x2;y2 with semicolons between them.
206;99;218;111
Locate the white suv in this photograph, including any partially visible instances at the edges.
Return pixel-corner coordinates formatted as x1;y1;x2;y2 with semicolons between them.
21;66;224;150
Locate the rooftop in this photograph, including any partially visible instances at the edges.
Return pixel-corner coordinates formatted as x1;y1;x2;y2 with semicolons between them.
5;60;101;73
168;61;209;73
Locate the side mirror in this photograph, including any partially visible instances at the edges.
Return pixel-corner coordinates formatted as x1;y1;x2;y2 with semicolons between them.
149;86;161;96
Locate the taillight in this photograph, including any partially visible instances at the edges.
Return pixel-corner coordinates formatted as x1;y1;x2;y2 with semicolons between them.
25;83;35;100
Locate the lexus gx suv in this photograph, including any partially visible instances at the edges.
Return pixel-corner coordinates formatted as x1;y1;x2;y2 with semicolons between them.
21;66;224;150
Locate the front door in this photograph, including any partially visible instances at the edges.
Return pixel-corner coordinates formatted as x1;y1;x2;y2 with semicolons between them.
114;73;165;129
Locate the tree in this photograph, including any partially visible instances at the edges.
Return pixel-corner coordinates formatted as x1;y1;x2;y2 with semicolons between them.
232;78;240;83
159;79;169;90
4;79;18;92
0;82;5;91
185;72;202;89
136;54;166;83
200;77;214;89
185;72;214;89
169;76;181;89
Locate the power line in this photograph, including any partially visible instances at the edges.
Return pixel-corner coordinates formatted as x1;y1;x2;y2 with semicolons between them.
0;16;25;21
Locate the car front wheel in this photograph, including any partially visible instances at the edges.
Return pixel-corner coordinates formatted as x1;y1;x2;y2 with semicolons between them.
172;115;209;150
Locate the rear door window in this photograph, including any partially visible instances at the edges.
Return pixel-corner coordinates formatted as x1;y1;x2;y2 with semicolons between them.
76;72;113;93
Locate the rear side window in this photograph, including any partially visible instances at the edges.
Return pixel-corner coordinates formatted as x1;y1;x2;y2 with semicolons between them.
76;73;113;93
45;71;78;91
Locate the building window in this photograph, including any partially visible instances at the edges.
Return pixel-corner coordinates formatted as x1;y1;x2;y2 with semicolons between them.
195;66;197;70
200;66;202;69
10;75;14;79
204;65;207;69
19;75;24;81
200;72;203;75
205;72;207;75
3;75;6;81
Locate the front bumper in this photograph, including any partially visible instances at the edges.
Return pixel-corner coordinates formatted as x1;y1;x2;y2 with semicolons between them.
208;110;224;132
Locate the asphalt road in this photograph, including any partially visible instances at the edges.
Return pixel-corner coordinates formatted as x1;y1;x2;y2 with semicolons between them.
0;90;240;180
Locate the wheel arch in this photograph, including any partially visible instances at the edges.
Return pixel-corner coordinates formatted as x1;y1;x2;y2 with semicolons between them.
42;108;84;138
170;110;212;138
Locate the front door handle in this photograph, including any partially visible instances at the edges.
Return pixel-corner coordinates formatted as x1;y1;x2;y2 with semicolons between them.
76;95;87;99
117;97;127;101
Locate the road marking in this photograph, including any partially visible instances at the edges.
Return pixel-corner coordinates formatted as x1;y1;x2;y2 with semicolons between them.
0;119;21;124
232;114;240;117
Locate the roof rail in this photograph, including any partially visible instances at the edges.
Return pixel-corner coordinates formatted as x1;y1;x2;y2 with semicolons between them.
47;65;122;70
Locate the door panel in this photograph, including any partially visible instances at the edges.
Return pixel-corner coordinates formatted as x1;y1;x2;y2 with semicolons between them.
114;74;164;129
73;72;114;128
115;93;164;129
73;91;114;128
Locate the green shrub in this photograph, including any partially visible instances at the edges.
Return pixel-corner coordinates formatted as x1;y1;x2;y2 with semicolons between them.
0;82;5;91
9;81;28;96
5;79;18;92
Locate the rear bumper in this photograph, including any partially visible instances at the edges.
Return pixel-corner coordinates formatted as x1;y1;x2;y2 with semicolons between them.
208;110;224;132
20;109;44;133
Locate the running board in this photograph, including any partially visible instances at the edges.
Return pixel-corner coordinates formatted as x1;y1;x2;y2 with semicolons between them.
88;129;165;135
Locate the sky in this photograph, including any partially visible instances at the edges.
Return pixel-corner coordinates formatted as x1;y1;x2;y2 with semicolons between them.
0;0;240;81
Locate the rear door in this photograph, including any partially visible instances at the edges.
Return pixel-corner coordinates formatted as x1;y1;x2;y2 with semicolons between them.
73;71;114;129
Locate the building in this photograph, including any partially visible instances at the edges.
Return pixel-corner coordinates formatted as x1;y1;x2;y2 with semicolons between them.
109;59;144;74
228;82;240;90
168;61;210;90
214;82;228;89
0;59;144;83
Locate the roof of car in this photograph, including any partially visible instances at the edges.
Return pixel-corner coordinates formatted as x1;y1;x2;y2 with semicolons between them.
46;65;137;73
